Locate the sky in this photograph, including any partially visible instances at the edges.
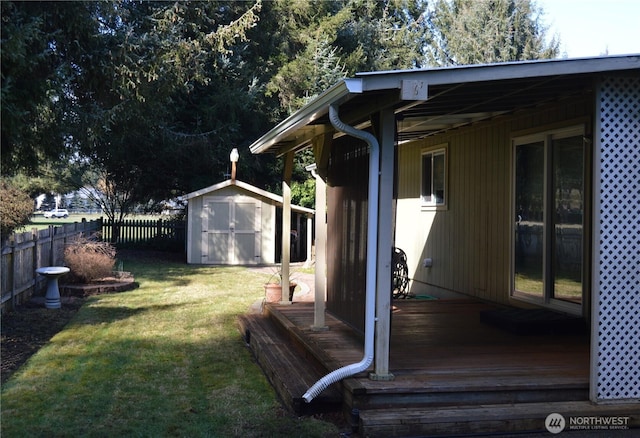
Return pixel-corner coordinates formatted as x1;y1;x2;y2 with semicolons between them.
536;0;640;58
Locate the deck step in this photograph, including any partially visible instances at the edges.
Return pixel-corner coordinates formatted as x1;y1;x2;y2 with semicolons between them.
344;373;589;410
358;400;640;437
238;313;342;415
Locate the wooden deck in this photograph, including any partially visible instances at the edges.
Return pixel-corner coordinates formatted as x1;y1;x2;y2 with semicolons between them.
238;299;639;436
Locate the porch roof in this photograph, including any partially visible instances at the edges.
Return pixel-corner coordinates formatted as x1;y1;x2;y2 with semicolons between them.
249;55;640;156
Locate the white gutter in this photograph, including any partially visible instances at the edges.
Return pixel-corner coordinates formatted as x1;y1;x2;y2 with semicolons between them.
249;78;363;155
302;104;379;403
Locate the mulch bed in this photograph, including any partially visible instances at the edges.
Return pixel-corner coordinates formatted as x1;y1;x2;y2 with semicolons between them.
1;297;85;384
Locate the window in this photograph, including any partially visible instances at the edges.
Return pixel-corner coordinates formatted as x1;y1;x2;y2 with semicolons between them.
512;126;587;314
421;147;447;207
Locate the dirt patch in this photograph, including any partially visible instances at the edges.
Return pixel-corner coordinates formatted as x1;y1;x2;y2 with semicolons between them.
1;298;84;384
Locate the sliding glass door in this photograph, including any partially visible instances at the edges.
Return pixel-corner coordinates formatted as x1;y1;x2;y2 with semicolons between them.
513;127;587;314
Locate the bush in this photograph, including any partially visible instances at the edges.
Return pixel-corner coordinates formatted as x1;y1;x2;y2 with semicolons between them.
0;179;33;238
63;234;116;284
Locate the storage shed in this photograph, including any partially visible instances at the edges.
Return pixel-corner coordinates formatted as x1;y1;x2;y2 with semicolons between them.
184;179;314;265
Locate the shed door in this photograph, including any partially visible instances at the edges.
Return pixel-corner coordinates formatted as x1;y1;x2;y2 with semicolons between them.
202;196;261;264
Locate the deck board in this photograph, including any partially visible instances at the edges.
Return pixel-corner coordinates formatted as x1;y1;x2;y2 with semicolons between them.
240;299;635;435
265;299;590;399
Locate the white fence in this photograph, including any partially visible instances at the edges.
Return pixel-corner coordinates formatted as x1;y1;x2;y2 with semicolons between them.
1;219;102;312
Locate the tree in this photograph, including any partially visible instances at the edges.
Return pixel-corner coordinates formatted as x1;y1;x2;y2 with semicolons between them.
68;1;265;210
425;0;559;66
0;179;34;238
337;0;429;72
265;0;429;115
291;178;316;209
2;0;561;220
1;1;97;175
2;1;268;218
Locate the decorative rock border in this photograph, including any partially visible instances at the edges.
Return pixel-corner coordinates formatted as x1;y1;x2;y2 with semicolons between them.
60;272;138;297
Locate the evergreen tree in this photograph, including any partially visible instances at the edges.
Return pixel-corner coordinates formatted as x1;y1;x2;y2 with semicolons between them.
1;0;561;218
265;0;429;115
425;0;559;66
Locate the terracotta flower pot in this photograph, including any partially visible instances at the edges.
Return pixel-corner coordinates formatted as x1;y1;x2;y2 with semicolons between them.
264;282;297;303
264;283;282;303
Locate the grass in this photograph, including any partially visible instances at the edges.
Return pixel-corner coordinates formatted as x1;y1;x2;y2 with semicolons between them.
1;253;340;437
515;269;582;302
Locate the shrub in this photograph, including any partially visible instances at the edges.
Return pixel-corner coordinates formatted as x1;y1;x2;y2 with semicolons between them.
63;234;116;284
0;179;33;238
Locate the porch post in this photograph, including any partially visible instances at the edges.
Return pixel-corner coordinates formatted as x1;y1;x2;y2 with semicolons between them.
280;152;294;304
304;214;313;267
308;164;327;330
371;108;395;380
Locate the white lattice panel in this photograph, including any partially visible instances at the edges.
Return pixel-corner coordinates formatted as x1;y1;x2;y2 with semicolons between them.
593;75;640;402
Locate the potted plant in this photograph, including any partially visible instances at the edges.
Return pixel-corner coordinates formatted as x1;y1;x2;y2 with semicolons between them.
264;267;297;303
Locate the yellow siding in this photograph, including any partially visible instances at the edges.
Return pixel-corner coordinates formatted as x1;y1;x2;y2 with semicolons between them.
395;96;592;304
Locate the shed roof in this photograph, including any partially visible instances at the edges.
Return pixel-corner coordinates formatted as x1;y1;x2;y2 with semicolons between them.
249;55;640;156
184;179;314;215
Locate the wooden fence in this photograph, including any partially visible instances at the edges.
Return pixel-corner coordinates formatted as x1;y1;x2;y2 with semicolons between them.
1;218;186;312
1;219;102;312
100;218;185;248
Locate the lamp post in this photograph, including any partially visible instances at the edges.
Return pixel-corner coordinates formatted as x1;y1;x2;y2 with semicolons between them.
230;148;239;182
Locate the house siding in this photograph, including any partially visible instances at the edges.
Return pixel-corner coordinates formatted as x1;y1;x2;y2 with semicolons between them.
326;138;369;333
395;94;593;305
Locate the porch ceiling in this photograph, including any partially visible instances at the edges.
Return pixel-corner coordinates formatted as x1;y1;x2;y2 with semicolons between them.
249;55;640;156
348;74;595;144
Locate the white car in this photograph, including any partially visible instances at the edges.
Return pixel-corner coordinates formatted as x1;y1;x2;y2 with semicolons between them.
43;209;69;218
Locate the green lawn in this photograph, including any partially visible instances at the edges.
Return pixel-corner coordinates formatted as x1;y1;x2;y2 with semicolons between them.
1;253;338;437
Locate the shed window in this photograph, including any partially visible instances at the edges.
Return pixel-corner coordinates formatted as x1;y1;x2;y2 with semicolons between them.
421;148;447;207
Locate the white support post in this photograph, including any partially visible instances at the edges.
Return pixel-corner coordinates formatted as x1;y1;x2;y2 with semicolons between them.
281;152;294;304
304;215;313;267
310;165;327;330
371;108;395;380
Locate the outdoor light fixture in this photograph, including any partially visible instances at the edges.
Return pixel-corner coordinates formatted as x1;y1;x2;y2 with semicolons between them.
230;148;239;163
230;148;239;181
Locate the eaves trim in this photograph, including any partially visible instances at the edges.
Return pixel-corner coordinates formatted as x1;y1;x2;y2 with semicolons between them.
249;78;362;155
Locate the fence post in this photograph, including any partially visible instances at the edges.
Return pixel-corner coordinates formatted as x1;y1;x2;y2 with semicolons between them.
9;236;16;309
48;225;55;266
32;228;38;299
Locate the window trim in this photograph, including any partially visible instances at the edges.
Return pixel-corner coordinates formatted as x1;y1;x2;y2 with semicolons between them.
421;145;448;210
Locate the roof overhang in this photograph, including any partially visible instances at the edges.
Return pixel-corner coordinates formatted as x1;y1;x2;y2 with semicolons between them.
183;179;314;215
249;78;363;155
249;55;640;155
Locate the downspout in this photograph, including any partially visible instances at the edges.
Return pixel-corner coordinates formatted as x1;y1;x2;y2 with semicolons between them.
302;104;379;403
